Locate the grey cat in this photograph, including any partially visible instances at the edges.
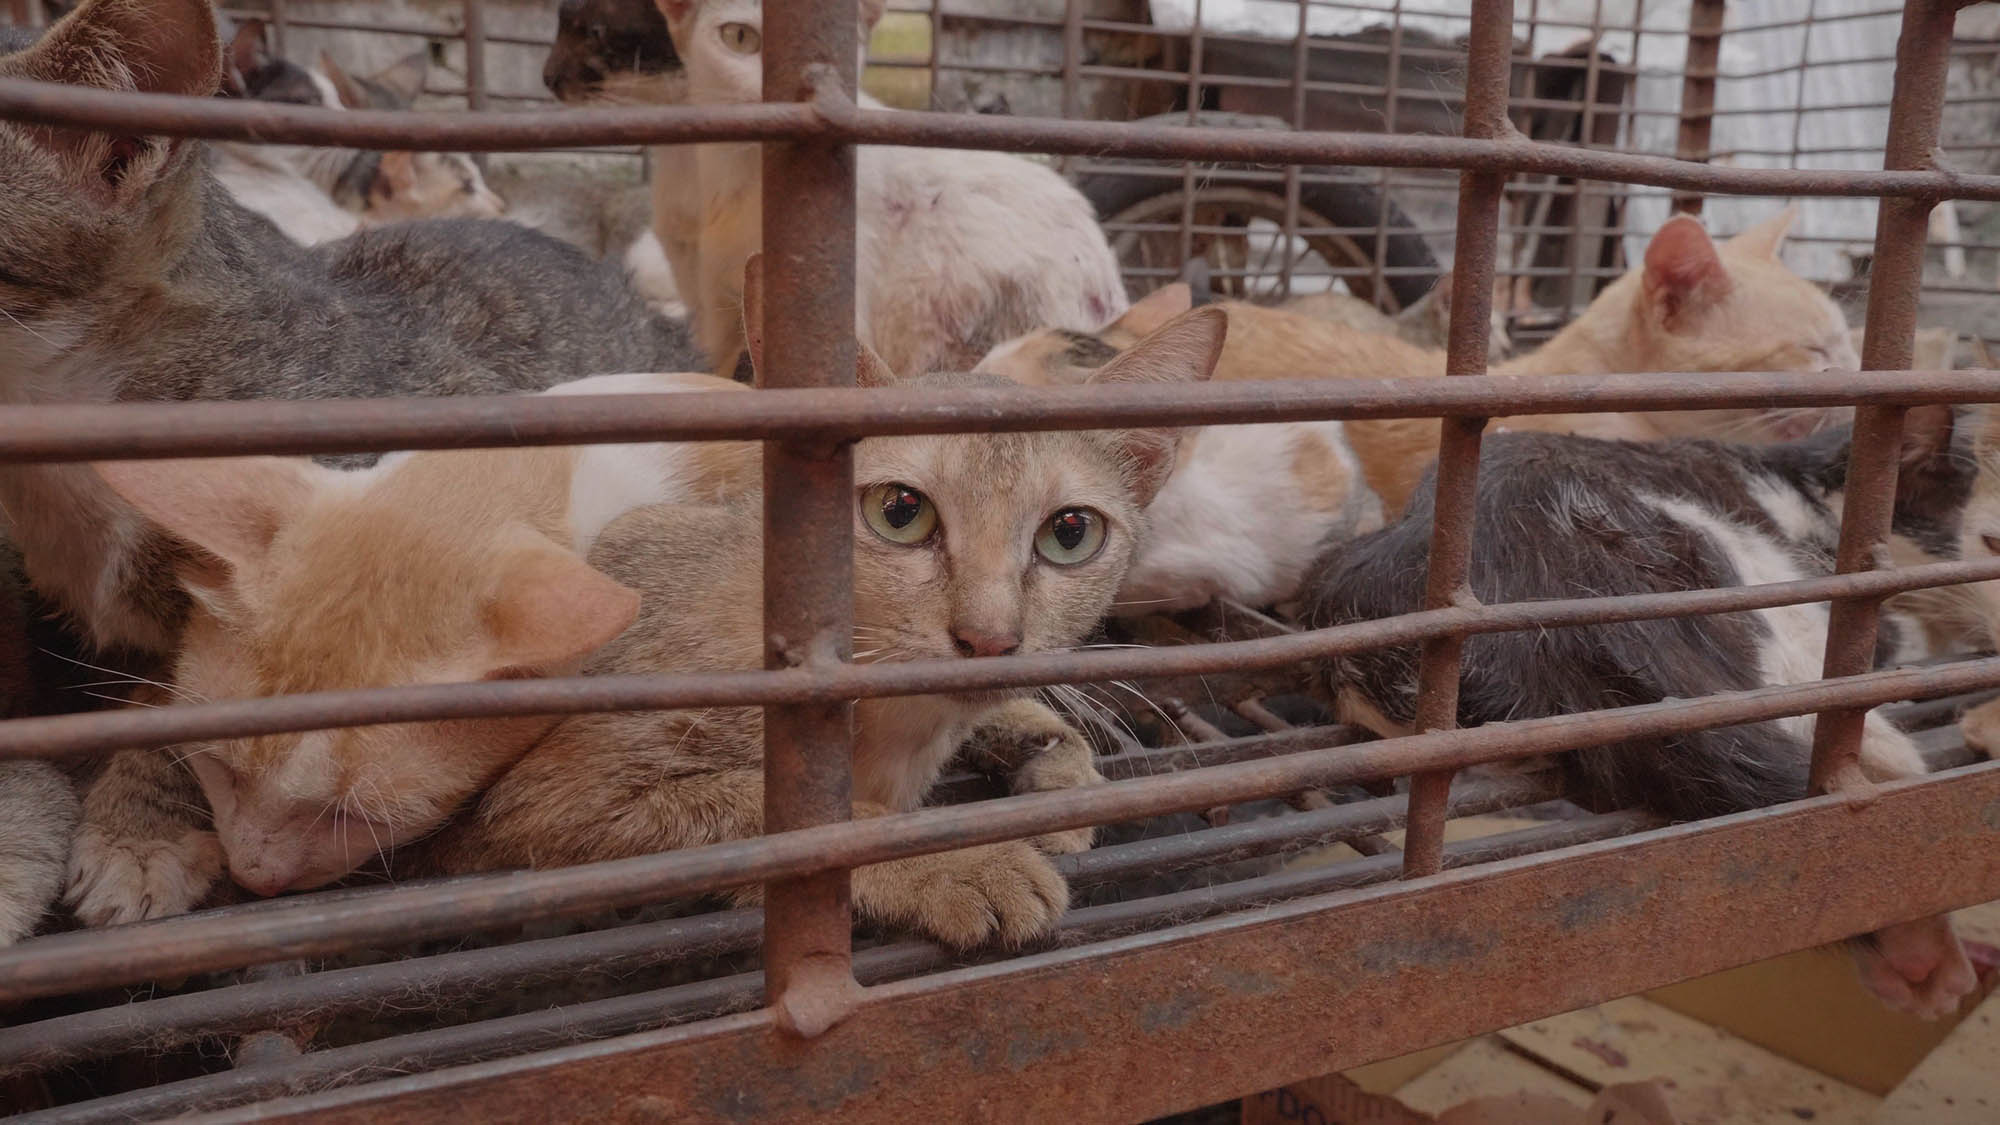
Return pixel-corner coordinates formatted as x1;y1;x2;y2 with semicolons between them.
0;0;701;943
0;0;703;656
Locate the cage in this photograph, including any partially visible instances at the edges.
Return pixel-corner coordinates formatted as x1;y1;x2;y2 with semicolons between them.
0;0;1997;1121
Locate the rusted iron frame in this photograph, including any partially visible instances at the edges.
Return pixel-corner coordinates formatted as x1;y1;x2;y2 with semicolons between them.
1402;0;1512;879
23;813;1651;1122
757;0;861;1040
7;653;1996;1006
3;369;1994;466
1177;0;1204;274
190;762;2000;1125
268;0;288;58
1787;3;1819;168
12;78;2000;201
7;552;2000;766
1368;0;1407;309
1563;4;1607;315
1057;0;1081;175
1809;0;1968;795
1672;0;1725;213
1279;0;1308;298
0;773;1566;1080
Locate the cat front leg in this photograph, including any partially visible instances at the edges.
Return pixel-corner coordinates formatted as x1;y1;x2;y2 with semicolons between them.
65;747;224;926
1842;716;1980;1019
848;798;1070;949
962;696;1106;856
0;760;80;944
1958;695;2000;757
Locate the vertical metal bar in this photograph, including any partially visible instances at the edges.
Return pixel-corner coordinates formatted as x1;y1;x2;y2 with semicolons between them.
1059;0;1082;176
760;0;860;1039
269;0;289;58
1786;4;1818;169
1809;0;1964;796
1564;3;1605;317
461;0;488;172
1400;0;1512;879
1672;0;1725;215
1369;0;1406;310
1278;0;1307;299
1179;0;1206;280
5;0;29;28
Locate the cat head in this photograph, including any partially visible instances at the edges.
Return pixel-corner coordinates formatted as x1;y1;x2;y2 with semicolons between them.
317;49;431;111
655;0;886;105
1950;407;2000;647
95;453;640;895
742;255;1227;665
1594;206;1857;441
546;0;685;106
975;284;1193;387
219;17;322;106
358;151;508;222
0;0;223;371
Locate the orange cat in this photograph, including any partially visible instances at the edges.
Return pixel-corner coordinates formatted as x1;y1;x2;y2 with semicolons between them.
982;207;1849;519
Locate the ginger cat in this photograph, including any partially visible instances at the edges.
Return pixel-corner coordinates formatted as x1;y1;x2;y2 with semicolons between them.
66;374;752;922
70;310;1227;947
976;209;1852;611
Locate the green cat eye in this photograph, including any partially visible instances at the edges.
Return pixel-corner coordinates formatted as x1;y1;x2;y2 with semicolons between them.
718;22;761;54
1035;507;1106;565
862;483;939;545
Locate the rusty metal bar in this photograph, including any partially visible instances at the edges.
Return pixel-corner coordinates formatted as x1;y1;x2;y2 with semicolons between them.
460;0;486;172
0;369;1992;465
1673;0;1725;214
6;654;1996;1006
1809;0;1964;796
1401;0;1512;879
758;0;861;1040
8;554;2000;764
9;78;2000;201
268;0;288;57
1059;0;1081;121
189;761;2000;1124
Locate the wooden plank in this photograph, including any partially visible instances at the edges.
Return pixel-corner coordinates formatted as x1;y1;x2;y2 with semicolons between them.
1876;990;2000;1124
1344;1042;1467;1096
1394;1038;1592;1115
1496;997;1877;1125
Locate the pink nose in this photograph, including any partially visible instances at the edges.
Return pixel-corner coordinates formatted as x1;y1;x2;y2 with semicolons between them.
951;628;1021;658
229;851;303;897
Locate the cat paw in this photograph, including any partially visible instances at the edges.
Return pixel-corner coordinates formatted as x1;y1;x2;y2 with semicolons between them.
1961;697;2000;757
1853;915;1980;1021
853;839;1069;949
0;860;63;947
64;825;224;927
1013;732;1105;855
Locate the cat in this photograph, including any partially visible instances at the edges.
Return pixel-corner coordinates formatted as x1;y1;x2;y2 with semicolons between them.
308;50;507;227
0;548;82;946
1283;272;1513;362
67;373;753;922
0;0;704;657
653;0;1130;379
974;209;1854;611
1295;406;1980;1019
1938;409;2000;753
208;17;364;245
73;308;1228;947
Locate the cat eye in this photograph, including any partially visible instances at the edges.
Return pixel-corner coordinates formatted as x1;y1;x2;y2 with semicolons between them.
1035;507;1106;565
862;483;938;545
718;22;761;54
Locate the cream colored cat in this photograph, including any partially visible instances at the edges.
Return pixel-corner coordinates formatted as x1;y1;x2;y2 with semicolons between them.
653;0;1128;379
65;373;753;921
976;209;1851;611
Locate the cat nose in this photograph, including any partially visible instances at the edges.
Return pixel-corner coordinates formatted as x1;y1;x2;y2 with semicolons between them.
951;628;1021;658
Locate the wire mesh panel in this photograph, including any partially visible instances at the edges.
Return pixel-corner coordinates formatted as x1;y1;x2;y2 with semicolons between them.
0;0;1998;1121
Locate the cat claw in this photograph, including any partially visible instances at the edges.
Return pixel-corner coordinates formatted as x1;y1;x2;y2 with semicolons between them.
64;825;225;927
1853;915;1981;1021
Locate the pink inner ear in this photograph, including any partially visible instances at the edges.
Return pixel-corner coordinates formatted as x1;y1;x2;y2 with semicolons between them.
1641;216;1729;315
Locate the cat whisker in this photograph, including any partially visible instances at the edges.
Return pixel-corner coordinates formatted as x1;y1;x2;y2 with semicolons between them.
38;647;208;704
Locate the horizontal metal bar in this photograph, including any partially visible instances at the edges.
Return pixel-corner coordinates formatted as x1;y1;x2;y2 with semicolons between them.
195;760;2000;1124
8;554;2000;763
4;655;1996;1005
4;80;2000;200
1;371;1997;465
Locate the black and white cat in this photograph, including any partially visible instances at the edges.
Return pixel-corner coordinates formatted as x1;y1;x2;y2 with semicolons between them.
1297;404;1980;1019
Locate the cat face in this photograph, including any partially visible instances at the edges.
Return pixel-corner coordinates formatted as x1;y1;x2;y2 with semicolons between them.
656;0;884;105
1954;408;2000;647
363;151;508;223
0;0;222;376
546;0;685;105
97;451;641;895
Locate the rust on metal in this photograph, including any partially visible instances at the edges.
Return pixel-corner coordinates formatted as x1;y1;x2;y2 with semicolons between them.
1810;0;1962;795
1672;0;1726;213
1403;0;1513;878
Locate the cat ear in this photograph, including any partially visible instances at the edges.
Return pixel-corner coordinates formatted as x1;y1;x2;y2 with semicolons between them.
1083;306;1228;506
1724;205;1798;260
94;457;321;594
318;51;367;110
1641;215;1731;327
1108;284;1194;339
368;50;432;108
223;18;272;99
654;0;696;28
483;538;641;675
1;0;222;201
368;150;418;204
742;252;767;384
742;254;897;389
